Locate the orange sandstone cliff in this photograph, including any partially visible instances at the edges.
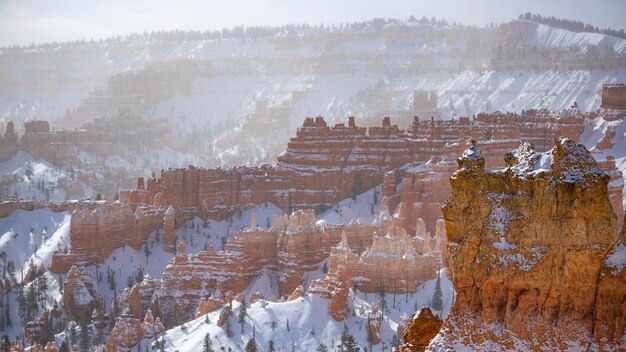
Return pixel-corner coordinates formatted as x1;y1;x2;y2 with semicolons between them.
429;138;625;350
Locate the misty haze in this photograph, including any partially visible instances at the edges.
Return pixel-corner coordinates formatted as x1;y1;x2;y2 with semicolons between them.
0;1;625;351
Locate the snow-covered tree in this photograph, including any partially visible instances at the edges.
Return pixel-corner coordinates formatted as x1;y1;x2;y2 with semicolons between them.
244;338;257;352
316;343;328;352
432;270;443;312
238;300;247;332
203;332;213;352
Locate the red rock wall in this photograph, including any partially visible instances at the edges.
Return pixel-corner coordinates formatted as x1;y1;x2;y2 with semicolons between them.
601;84;626;110
435;139;623;350
50;202;165;273
0;122;18;162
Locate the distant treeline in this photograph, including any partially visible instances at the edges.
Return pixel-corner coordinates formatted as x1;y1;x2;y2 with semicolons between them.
2;16;463;51
519;12;626;39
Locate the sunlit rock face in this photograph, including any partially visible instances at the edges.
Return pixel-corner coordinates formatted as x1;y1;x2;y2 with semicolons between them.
106;310;164;352
401;308;443;352
50;202;165;273
63;265;102;323
431;139;624;350
309;215;445;322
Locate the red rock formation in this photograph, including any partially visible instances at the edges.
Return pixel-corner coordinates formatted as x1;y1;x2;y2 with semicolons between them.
50;202;166;273
154;210;332;322
217;305;232;327
366;311;383;345
63;265;102;322
106;310;164;352
287;285;305;301
248;291;264;304
163;206;176;253
594;214;626;346
601;83;626;110
597;157;625;229
18;106;602;277
433;139;623;350
311;215;443;321
195;296;225;318
24;311;50;346
401;308;443;352
309;233;353;321
0;121;18;162
118;275;158;321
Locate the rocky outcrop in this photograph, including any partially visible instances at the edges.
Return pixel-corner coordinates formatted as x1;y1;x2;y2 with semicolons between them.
118;109;588;225
50;202;167;273
594;215;626;345
24;311;50;346
217;305;232;327
401;308;443;352
310;225;442;321
0;121;18;162
107;310;164;352
153;210;333;323
118;275;158;321
195;296;225;318
433;139;623;350
63;265;102;322
601;84;626;111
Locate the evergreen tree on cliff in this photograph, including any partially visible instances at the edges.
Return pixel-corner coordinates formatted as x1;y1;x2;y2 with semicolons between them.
244;338;257;352
432;270;443;313
316;343;328;352
238;300;247;332
203;332;213;352
341;326;361;352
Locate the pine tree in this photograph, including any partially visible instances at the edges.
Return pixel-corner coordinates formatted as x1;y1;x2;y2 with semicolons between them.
316;343;328;352
432;270;443;312
244;338;257;352
144;242;151;264
267;340;275;352
58;341;69;352
70;324;77;347
341;326;361;352
203;332;213;352
238;300;247;332
37;275;48;307
79;317;90;352
225;319;234;338
378;283;387;312
1;335;9;352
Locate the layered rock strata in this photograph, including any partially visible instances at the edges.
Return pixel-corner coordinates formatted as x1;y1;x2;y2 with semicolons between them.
432;138;624;350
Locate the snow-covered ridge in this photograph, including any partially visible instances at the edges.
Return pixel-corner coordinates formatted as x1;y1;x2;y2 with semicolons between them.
519;20;626;54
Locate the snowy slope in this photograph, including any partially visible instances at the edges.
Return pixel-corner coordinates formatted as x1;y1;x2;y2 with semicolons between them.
77;202;285;315
2;20;625;168
581;115;626;209
317;185;381;225
523;21;626;54
0;152;74;202
0;208;71;280
141;270;454;352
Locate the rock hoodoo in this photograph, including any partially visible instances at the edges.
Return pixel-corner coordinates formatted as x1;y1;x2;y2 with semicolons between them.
432;138;624;350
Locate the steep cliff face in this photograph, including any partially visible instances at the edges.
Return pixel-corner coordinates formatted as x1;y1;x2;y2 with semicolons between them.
107;310;164;352
50;202;166;273
595;215;626;344
63;265;102;322
433;138;624;350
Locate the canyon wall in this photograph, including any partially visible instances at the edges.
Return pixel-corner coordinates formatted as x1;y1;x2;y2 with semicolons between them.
432;138;624;350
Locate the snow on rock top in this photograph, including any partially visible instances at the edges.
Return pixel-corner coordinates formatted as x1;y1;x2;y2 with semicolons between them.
501;138;607;183
604;242;626;274
455;140;485;174
460;140;482;161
